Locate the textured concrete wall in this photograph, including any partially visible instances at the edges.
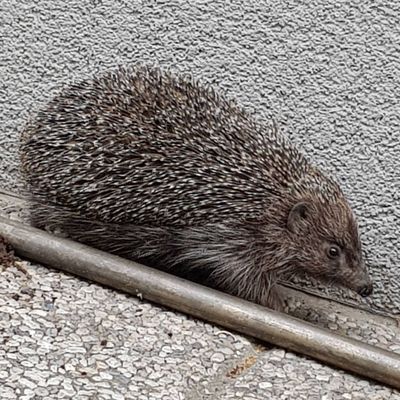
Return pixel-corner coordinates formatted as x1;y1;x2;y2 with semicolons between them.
1;0;399;313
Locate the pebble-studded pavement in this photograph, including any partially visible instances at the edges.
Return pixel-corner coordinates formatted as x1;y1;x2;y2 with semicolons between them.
1;257;400;400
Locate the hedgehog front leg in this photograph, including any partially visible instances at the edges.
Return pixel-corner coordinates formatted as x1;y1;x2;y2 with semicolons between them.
259;285;286;312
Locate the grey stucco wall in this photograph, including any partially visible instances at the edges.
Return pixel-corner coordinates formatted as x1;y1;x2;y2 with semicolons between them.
1;0;399;313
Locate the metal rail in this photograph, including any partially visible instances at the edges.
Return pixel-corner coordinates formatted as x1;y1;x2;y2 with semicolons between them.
0;216;399;390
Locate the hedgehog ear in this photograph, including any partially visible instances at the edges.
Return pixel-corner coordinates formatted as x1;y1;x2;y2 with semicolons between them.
287;202;311;233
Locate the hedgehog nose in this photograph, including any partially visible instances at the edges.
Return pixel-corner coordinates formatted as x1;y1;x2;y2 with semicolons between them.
358;283;373;297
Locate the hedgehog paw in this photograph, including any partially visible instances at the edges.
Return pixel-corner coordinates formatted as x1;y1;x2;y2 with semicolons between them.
261;287;287;312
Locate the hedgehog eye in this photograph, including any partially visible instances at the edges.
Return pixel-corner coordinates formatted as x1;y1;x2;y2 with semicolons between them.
327;245;341;259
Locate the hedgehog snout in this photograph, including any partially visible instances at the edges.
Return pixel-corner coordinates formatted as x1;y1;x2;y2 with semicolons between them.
351;266;373;297
357;282;373;297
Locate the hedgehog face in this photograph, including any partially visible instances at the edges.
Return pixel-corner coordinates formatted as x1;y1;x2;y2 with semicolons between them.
287;200;373;297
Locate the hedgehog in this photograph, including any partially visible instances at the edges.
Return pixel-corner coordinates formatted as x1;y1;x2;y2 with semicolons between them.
19;64;373;310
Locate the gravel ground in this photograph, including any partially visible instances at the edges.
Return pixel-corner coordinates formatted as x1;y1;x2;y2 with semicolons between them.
1;259;399;400
0;261;251;400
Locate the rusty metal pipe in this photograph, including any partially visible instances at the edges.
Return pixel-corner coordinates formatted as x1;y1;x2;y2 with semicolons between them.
0;216;399;390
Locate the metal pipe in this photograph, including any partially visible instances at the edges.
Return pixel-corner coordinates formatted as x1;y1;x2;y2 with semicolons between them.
0;216;399;390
